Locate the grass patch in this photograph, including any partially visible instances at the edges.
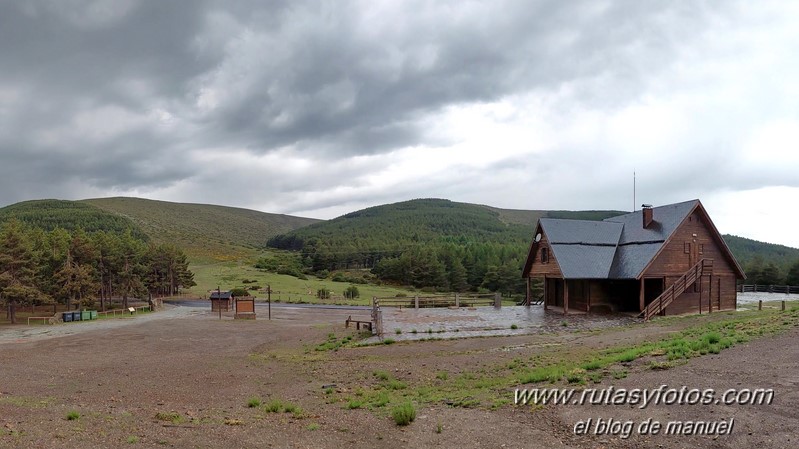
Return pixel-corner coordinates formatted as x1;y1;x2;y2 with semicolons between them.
346;399;363;409
154;412;183;424
391;402;416;426
127;435;139;444
510;324;518;330
65;410;80;421
373;370;390;381
307;423;320;431
247;397;262;408
383;338;396;345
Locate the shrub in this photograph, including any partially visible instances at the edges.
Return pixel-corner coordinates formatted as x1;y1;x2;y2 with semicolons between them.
392;402;416;426
247;397;262;408
230;287;249;297
66;410;80;421
317;288;331;299
344;286;360;299
510;324;518;330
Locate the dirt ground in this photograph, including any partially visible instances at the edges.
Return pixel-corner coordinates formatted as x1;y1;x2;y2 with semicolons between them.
0;303;796;448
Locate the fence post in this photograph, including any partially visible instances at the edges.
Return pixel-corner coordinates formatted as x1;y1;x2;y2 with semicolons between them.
455;293;460;308
494;292;501;309
758;300;762;311
782;300;786;311
414;295;419;310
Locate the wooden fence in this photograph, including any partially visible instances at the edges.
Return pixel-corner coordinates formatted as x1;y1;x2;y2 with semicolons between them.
373;293;501;309
738;285;799;294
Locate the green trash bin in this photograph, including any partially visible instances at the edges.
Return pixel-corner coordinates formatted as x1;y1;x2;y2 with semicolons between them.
81;310;91;321
90;310;98;320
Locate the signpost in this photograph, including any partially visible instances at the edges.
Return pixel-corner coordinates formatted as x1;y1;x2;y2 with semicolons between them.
217;286;222;320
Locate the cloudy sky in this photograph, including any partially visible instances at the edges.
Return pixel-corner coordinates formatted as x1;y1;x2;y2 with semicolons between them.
1;0;797;247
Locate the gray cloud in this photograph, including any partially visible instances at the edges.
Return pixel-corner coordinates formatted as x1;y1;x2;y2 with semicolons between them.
0;0;797;249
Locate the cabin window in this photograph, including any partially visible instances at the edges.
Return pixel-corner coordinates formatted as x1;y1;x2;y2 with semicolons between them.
684;243;691;254
541;247;549;263
699;244;704;255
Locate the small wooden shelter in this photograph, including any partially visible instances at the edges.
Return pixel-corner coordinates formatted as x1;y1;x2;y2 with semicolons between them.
210;291;233;312
522;200;745;318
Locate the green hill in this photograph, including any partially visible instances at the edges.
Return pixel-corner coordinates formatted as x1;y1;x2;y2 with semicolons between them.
722;234;799;282
0;199;147;239
82;197;319;262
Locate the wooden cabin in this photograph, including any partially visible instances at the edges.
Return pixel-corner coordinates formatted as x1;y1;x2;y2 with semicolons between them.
210;291;233;312
522;200;745;318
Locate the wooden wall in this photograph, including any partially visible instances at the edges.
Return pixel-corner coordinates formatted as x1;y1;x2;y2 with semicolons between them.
646;208;739;314
645;209;738;277
528;230;563;278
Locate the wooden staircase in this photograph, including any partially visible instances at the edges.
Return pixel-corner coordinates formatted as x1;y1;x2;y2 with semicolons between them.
641;259;714;320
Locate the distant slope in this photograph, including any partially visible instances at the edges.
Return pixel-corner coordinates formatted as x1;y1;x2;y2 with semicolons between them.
0;199;147;239
82;197;319;262
268;199;539;252
269;199;625;251
483;206;625;226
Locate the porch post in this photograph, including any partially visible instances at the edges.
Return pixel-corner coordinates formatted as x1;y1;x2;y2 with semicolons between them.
639;278;645;312
525;277;531;307
563;279;569;315
543;275;548;310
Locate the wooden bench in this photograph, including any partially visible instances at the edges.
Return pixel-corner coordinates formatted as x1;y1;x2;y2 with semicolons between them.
345;315;373;331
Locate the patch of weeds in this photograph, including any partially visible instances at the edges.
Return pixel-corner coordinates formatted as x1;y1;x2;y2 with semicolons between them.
383;338;396;345
324;387;335;395
154;412;183;424
520;365;566;384
411;329;418;334
373;370;390;381
566;369;586;384
264;400;285;413
126;435;139;444
370;391;390;408
435;371;448;381
307;423;320;431
611;369;628;379
346;399;363;409
510;324;518;330
649;361;674;370
588;371;604;383
395;329;402;335
435;422;443;433
224;418;244;426
561;321;568;327
427;328;433;334
247;397;262;408
385;379;407;390
65;410;80;421
391;402;416;426
581;360;603;371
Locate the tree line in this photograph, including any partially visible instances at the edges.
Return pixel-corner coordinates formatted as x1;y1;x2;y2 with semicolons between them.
0;220;195;324
744;255;799;286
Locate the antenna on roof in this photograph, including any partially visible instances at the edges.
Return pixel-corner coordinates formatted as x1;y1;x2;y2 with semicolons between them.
633;170;636;212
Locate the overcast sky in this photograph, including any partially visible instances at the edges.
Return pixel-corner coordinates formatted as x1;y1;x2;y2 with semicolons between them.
1;0;797;247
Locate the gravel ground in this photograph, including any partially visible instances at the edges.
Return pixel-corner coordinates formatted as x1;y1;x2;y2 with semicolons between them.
1;303;796;448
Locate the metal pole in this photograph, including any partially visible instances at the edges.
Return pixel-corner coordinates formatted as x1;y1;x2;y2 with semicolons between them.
268;284;271;320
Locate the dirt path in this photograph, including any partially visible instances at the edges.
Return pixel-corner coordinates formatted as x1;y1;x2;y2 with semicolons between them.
0;305;204;345
1;305;795;448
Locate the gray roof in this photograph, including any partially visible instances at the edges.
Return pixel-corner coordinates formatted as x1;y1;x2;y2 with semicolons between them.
537;200;699;279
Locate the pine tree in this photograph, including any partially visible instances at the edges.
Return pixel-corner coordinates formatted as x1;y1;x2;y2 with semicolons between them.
0;220;47;323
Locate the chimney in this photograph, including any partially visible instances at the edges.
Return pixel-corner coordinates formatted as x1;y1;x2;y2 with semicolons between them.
642;204;653;228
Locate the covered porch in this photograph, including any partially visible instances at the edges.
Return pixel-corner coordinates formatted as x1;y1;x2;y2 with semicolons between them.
529;276;665;314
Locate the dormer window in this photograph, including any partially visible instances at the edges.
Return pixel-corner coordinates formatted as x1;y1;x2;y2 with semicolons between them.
541;247;549;263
